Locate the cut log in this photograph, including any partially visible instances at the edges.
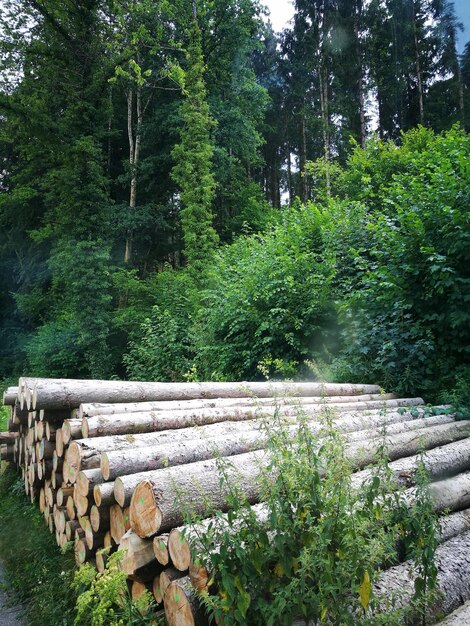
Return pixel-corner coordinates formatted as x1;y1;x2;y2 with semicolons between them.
76;468;105;497
373;530;470;619
126;421;470;536
22;377;383;410
90;505;110;533
103;413;454;483
168;529;192;572
94;482;115;507
153;534;170;566
110;505;125;544
76;408;427;487
3;386;18;405
435;601;470;625
82;398;423;439
79;393;398;418
351;437;470;490
164;576;206;626
120;530;158;577
62;419;82;445
160;568;186;596
153;575;164;604
439;509;470;543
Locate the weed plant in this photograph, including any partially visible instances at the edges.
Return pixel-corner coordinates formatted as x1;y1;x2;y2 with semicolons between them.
191;408;439;625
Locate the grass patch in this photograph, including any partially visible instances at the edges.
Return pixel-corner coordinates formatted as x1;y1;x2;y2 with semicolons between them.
0;465;77;625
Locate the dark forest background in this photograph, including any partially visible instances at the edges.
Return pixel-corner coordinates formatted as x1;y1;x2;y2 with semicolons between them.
0;0;469;404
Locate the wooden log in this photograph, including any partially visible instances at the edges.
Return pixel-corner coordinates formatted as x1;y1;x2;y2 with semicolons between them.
0;444;14;462
55;430;64;457
373;530;470;619
39;409;71;423
153;534;170;566
120;530;158;577
65;519;81;542
164;576;205;626
79;393;399;418
75;538;92;565
94;482;115;507
90;505;110;533
76;468;105;497
110;505;125;544
66;496;76;521
160;568;186;595
73;408;426;485
435;601;470;625
350;437;470;490
168;529;191;572
82;398;423;439
439;509;470;543
131;581;152;601
3;386;18;406
22;377;383;410
129;421;470;537
102;413;453;483
75;493;89;517
153;575;164;604
51;470;63;490
0;432;19;444
62;419;82;445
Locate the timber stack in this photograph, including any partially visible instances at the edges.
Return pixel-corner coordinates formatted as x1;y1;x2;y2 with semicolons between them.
2;377;470;625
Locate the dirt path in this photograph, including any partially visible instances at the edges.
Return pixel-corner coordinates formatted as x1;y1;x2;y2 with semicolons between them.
0;561;24;626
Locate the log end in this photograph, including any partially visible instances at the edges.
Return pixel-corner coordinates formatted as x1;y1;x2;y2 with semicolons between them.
130;481;162;538
153;536;170;566
101;452;110;481
168;529;191;572
164;579;196;626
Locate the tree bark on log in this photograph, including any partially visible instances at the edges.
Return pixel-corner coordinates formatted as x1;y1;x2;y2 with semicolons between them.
351;437;470;490
20;377;383;410
435;601;470;626
129;421;470;537
103;414;454;482
373;530;470;620
82;398;424;438
2;387;18;406
79;393;399;418
68;408;431;481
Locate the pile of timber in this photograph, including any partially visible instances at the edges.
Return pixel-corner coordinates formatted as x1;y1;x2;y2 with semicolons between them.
2;377;470;626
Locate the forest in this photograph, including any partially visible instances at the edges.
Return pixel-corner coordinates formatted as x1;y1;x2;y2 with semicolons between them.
0;0;469;406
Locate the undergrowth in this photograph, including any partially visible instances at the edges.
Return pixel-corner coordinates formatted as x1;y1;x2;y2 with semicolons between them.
0;467;76;625
189;408;439;625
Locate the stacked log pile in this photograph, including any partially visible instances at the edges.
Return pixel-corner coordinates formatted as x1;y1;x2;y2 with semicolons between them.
1;377;470;625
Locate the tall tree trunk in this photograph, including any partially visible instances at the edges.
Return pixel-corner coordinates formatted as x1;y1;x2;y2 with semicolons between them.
457;60;466;131
124;84;142;265
319;64;331;196
299;111;308;202
355;0;366;147
412;3;425;125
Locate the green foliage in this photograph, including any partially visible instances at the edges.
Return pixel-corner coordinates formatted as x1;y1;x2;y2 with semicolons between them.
72;552;161;626
336;126;470;398
124;268;197;381
171;20;218;277
0;467;76;626
191;408;438;625
192;203;336;380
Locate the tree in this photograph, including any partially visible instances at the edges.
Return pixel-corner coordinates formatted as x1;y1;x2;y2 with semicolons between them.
171;15;218;277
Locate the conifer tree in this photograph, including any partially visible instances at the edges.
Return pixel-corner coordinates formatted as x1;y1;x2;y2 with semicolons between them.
171;11;218;277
